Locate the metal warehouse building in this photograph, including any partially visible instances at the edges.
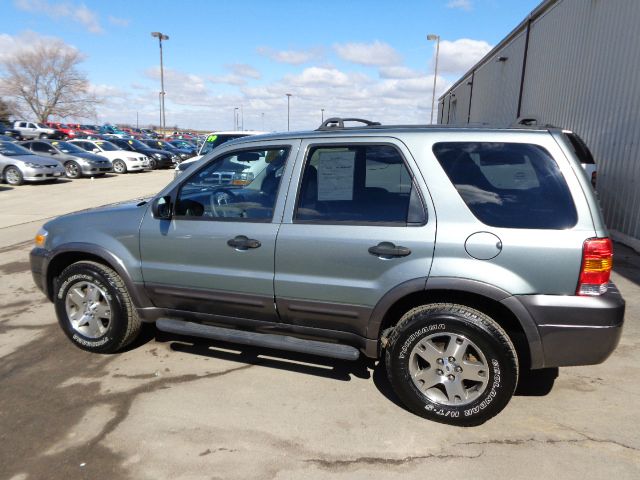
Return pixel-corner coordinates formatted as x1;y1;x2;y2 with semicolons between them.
438;0;640;249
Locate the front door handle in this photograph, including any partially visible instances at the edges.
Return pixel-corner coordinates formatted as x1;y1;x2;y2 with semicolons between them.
368;242;411;258
227;235;261;250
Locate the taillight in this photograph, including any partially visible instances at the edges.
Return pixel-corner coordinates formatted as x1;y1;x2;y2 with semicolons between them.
577;237;612;296
591;171;597;188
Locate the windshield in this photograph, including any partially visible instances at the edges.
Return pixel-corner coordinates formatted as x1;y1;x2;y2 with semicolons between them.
51;141;85;153
200;134;249;156
125;139;148;149
0;141;34;156
172;141;194;149
37;123;49;129
94;141;119;151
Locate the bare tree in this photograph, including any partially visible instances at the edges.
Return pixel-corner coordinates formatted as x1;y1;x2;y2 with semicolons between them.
0;97;13;122
0;39;99;122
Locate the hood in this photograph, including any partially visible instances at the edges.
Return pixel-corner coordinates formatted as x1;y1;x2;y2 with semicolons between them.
10;154;62;166
72;151;110;162
45;198;151;228
140;147;171;158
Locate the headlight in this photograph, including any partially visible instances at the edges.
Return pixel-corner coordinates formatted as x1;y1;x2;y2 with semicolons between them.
34;227;48;247
153;153;163;159
25;162;46;168
126;157;136;162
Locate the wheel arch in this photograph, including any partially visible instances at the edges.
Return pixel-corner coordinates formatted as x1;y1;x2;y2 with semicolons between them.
45;244;152;309
368;277;543;370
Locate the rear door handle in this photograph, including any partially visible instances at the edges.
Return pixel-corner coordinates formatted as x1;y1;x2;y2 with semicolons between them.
368;242;411;258
227;235;261;250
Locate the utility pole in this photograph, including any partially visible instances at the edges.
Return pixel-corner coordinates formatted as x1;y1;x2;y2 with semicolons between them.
286;93;292;131
151;32;169;132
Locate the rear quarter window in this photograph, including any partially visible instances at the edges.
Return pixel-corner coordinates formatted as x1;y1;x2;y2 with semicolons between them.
433;142;577;229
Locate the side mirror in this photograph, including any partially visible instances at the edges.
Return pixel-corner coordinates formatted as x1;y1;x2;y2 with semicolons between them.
152;195;172;220
48;149;57;154
92;148;100;153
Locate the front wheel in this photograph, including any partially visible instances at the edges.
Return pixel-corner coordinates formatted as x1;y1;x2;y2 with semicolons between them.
113;159;127;174
385;303;518;426
4;166;24;185
64;161;82;178
148;158;157;170
54;261;141;353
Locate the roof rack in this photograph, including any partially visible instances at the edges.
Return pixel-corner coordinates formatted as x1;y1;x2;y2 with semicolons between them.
316;117;381;131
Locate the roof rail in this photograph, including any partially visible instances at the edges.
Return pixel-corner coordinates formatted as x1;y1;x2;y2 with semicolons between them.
316;117;381;131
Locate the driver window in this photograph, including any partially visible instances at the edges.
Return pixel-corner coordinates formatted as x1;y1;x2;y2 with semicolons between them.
175;147;289;221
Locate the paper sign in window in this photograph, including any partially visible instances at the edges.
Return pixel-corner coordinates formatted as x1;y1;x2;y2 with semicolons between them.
317;151;356;201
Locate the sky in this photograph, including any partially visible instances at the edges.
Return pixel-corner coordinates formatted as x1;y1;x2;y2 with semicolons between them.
0;0;541;132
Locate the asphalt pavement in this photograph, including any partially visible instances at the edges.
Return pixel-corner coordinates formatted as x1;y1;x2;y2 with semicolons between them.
1;171;638;479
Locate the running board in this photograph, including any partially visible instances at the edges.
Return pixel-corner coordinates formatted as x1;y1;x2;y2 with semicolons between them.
156;318;360;361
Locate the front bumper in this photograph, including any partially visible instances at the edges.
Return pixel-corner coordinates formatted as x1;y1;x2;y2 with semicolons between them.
80;162;113;175
23;165;65;181
516;284;625;368
30;247;50;297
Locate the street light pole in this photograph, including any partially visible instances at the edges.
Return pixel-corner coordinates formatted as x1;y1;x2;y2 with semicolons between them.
151;31;169;133
427;34;440;125
286;93;292;131
321;108;325;122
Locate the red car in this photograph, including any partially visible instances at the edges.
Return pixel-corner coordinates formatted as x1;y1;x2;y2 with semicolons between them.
45;122;79;139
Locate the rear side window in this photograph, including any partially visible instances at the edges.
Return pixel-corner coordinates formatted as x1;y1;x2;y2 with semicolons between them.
295;144;426;225
433;142;577;229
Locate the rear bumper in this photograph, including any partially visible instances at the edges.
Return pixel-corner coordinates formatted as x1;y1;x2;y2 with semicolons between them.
516;284;625;368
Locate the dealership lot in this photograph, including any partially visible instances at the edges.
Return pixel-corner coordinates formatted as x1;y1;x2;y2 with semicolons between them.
0;174;639;479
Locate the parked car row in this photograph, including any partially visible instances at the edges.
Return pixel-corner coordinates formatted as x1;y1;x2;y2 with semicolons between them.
0;137;182;185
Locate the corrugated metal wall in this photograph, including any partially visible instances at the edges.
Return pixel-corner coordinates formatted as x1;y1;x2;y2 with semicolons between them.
438;0;640;244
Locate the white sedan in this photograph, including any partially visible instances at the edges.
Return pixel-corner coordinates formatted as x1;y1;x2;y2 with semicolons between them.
69;139;149;173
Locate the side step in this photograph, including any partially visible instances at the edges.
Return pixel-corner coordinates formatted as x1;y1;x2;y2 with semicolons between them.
156;318;360;361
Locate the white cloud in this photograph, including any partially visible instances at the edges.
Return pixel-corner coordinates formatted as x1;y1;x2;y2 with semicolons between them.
435;38;492;74
257;46;321;65
446;0;473;11
108;15;130;27
14;0;103;34
334;41;402;67
0;31;78;62
378;66;423;79
228;64;261;80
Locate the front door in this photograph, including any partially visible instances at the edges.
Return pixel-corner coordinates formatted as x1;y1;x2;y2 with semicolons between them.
274;138;436;337
139;140;300;322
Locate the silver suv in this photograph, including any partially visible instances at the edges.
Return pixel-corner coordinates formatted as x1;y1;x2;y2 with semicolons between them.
30;118;624;426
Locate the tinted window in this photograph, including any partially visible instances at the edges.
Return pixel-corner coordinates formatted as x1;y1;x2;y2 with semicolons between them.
175;147;289;221
565;133;595;165
200;134;249;156
433;142;577;229
31;142;50;152
295;145;425;225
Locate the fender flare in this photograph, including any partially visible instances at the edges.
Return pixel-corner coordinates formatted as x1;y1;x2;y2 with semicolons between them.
45;242;152;308
367;277;544;369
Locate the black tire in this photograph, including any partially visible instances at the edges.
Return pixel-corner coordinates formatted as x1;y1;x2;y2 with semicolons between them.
385;303;518;426
113;159;127;173
64;161;82;178
39;133;47;139
148;158;157;170
54;261;141;353
4;166;24;186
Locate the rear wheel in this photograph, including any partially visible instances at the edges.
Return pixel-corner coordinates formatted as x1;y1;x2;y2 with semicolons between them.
64;161;82;178
54;261;141;353
385;303;518;426
113;159;127;174
4;166;24;185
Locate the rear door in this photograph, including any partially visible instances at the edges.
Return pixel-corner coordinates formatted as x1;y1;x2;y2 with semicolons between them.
274;137;436;337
